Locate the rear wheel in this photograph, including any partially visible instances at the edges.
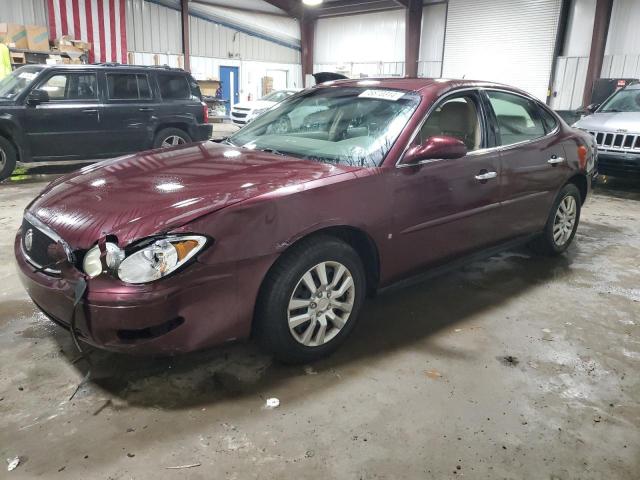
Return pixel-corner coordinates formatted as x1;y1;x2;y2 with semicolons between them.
0;136;17;182
530;183;581;255
153;128;192;149
254;236;366;364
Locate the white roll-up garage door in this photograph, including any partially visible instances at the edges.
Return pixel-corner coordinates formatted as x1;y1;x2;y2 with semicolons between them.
442;0;562;101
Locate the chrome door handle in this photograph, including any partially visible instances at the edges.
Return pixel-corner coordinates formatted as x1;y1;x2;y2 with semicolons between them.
548;156;565;165
475;171;498;181
81;109;98;114
138;107;154;112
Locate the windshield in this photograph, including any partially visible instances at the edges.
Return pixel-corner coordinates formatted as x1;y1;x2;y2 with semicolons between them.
260;90;294;102
0;66;44;99
598;88;640;113
230;87;421;167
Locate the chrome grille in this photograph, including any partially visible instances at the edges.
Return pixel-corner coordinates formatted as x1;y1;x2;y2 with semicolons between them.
588;130;640;152
21;212;74;275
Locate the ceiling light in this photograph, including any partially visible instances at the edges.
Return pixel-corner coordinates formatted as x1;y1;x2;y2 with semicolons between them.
303;0;323;6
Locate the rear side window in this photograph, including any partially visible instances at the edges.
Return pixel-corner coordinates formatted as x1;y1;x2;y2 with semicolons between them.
157;73;190;100
107;73;152;100
487;91;546;145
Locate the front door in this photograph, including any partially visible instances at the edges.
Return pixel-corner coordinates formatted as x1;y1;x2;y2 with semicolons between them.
220;66;239;115
388;91;504;281
482;90;570;236
23;70;104;160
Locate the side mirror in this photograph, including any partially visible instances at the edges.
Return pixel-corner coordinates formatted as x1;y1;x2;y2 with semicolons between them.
402;135;467;165
585;103;600;113
26;89;50;106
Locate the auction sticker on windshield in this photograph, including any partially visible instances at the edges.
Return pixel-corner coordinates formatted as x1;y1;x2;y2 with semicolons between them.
358;89;406;101
19;72;37;81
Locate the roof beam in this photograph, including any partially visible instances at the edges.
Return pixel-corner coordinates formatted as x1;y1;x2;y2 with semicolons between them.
262;0;303;18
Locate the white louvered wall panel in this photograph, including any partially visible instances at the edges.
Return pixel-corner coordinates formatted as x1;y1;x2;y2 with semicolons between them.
442;0;562;100
0;0;48;26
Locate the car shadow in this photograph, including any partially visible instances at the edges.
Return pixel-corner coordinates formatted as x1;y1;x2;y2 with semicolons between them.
593;175;640;200
46;243;584;410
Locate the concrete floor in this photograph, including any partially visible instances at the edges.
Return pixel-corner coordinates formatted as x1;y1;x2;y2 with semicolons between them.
1;173;639;479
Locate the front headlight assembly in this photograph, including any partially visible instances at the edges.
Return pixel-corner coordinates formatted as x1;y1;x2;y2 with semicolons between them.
82;235;208;284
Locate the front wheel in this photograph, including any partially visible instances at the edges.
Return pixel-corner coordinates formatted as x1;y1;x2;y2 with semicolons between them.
0;136;17;182
530;183;581;255
153;128;192;149
254;236;366;364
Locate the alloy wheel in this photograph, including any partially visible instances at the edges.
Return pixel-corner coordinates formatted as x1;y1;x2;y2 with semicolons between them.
161;135;186;148
553;195;577;246
287;261;356;347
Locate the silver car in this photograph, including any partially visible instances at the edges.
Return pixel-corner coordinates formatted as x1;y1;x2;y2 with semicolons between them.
574;83;640;177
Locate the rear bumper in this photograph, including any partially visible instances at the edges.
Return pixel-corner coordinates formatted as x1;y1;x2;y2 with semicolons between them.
597;151;640;177
14;230;250;355
191;123;213;141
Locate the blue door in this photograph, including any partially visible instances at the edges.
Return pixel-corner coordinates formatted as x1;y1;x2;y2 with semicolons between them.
219;66;239;115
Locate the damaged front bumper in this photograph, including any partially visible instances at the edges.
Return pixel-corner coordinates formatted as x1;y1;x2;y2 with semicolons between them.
14;229;249;355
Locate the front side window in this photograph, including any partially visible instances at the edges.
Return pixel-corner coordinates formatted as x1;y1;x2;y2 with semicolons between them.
598;88;640;113
157;73;190;100
487;91;545;145
417;95;483;151
0;66;44;99
107;73;152;100
38;73;97;100
229;87;421;167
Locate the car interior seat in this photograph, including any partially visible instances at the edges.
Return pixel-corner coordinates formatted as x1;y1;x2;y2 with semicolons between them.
439;101;480;150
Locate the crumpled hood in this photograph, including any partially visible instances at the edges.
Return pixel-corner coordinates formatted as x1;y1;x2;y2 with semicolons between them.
27;142;359;249
573;112;640;133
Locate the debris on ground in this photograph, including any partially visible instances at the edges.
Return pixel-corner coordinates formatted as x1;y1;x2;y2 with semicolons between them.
425;369;442;379
165;463;201;469
305;450;315;458
6;457;20;472
541;328;553;341
594;415;602;423
69;370;91;401
499;355;520;367
265;397;280;409
304;366;318;375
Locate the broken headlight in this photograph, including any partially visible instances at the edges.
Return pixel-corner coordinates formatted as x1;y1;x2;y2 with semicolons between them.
117;235;207;284
82;235;207;284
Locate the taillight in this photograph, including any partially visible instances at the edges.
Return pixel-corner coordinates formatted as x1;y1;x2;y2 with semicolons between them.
577;145;588;170
202;102;209;124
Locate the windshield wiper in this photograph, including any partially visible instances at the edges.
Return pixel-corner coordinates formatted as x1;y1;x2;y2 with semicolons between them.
260;148;286;156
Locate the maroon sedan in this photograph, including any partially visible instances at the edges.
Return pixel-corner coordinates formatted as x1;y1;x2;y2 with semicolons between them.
15;79;596;363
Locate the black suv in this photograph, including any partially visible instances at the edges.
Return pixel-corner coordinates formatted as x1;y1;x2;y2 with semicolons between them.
0;64;212;180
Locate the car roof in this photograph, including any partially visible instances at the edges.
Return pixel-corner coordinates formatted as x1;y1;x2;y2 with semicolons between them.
33;63;187;73
314;77;532;97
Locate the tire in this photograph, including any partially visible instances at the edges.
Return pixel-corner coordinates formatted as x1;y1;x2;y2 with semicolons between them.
530;183;581;256
254;235;366;364
153;128;192;149
0;136;17;182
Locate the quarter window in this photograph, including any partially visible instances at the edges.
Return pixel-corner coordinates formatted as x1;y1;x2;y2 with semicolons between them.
39;73;97;100
537;104;559;133
107;73;152;100
487;91;546;145
157;73;190;100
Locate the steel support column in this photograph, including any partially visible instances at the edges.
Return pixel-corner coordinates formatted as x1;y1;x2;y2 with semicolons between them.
582;0;613;106
300;16;315;86
181;0;190;72
404;0;422;77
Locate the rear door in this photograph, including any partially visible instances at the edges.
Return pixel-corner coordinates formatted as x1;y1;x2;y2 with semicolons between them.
482;89;570;236
388;90;505;280
100;71;158;155
22;70;104;160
